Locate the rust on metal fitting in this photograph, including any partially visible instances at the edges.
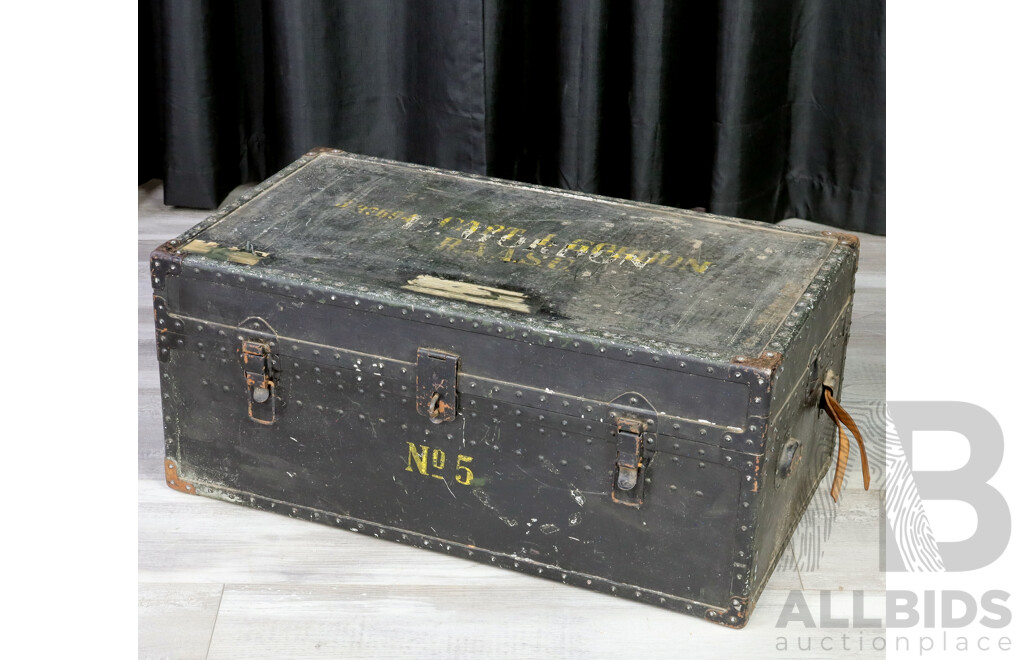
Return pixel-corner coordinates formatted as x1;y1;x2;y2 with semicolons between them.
720;596;751;628
304;146;345;158
732;351;782;371
821;230;860;252
165;459;196;494
150;241;184;290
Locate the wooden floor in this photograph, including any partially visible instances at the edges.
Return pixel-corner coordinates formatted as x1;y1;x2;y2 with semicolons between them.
139;180;886;659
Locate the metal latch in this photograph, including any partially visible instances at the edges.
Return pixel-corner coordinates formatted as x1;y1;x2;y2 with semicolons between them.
242;340;275;425
612;417;647;507
416;348;459;423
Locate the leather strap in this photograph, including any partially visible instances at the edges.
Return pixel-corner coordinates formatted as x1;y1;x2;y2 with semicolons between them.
823;387;869;501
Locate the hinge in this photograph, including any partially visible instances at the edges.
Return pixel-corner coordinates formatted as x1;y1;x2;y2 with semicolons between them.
241;340;276;425
416;348;459;423
612;417;647;507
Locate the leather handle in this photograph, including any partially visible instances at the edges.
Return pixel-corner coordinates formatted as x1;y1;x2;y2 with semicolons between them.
823;387;869;502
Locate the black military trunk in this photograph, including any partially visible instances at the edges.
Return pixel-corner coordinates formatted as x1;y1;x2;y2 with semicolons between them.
151;148;859;628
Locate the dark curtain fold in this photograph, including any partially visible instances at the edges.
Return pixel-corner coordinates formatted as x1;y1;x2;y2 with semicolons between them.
139;0;885;234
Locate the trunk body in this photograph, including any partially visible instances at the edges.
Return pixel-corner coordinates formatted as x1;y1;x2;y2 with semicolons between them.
151;149;859;627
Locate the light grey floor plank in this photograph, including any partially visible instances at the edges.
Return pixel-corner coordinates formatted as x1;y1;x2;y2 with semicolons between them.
206;584;883;660
139;583;224;660
140;186;886;658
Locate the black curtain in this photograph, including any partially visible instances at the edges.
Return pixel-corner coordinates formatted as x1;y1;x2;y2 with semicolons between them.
139;0;885;234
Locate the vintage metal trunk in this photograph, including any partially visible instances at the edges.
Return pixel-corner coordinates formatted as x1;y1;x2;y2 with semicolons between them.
151;148;859;628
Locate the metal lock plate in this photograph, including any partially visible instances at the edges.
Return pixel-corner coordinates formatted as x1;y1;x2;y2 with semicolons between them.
415;348;459;423
612;417;647;507
241;340;276;425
